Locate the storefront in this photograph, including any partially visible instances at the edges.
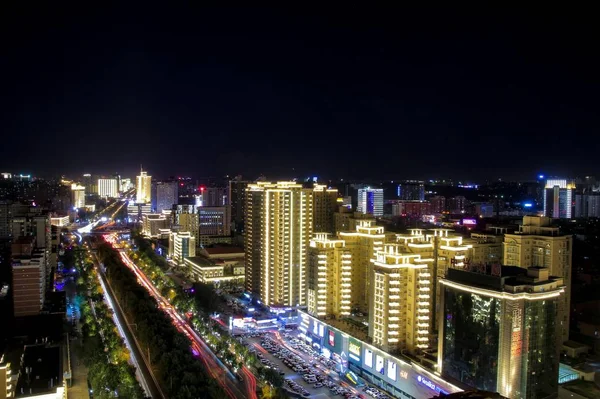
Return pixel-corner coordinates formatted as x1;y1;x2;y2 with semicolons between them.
299;311;461;399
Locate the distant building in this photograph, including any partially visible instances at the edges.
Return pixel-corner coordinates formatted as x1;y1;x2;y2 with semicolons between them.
49;215;69;227
202;187;228;207
429;195;446;213
574;192;600;218
71;184;85;209
543;179;575;219
136;169;152;204
97;178;119;198
141;213;169;238
398;181;425;201
12;237;46;317
198;206;230;246
126;202;152;223
357;187;384;217
173;207;199;242
313;184;339;235
390;200;431;217
155;181;179;213
168;231;196;265
0;200;12;239
229;177;249;235
439;266;564;399
447;196;467;214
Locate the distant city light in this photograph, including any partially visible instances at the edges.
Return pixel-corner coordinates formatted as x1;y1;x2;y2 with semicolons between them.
524;203;533;208
539;174;545;179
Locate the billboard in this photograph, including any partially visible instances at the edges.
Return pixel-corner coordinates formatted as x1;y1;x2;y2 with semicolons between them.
462;218;477;225
348;337;362;363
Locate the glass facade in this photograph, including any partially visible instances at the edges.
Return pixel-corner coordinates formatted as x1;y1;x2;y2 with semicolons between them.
442;288;501;392
521;300;559;398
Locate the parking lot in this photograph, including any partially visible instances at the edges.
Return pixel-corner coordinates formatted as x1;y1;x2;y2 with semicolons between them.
241;330;391;399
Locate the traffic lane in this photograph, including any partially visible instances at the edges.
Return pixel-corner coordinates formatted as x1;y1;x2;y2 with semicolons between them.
245;337;337;399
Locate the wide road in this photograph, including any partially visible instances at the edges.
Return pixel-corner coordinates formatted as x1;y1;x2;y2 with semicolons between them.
103;233;258;399
90;245;165;399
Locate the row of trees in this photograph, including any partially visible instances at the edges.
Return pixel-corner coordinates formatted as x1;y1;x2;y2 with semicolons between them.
74;247;145;399
96;240;225;398
121;234;288;397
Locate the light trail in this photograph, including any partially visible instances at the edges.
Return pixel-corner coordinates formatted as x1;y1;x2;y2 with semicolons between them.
103;234;257;399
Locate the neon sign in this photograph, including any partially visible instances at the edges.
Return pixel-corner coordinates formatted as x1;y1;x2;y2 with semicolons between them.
349;341;361;361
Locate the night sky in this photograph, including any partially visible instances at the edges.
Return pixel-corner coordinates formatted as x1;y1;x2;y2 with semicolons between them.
1;5;598;181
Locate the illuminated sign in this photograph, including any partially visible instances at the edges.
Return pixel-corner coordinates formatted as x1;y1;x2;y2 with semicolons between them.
400;370;408;380
365;349;373;368
349;340;361;362
319;324;325;337
329;330;335;347
417;375;448;395
511;307;523;357
523;203;533;208
462;218;477;225
345;371;359;385
387;360;397;381
376;355;384;375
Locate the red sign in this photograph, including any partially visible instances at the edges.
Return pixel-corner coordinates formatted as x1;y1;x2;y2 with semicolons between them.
329;330;335;347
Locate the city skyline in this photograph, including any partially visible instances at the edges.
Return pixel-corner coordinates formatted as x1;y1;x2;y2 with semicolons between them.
2;5;599;180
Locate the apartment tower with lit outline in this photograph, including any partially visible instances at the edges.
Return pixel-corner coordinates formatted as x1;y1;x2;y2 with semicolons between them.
245;181;313;307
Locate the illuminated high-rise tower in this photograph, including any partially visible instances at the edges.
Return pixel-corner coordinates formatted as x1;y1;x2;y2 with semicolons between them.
543;178;575;219
245;181;313;306
357;187;384;216
136;168;152;204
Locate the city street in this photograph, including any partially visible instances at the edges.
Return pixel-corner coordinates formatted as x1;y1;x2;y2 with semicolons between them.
103;233;257;399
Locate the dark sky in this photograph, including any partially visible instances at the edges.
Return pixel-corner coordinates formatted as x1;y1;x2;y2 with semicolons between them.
1;5;598;181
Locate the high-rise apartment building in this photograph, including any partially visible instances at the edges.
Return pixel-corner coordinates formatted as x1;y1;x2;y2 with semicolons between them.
12;236;46;317
97;178;119;198
312;184;339;235
136;169;152;203
307;233;352;318
543;179;575;219
357;187;384;216
397;181;425;201
168;231;196;265
369;244;433;354
0;201;12;239
173;206;199;242
229;177;249;235
439;266;564;399
503;216;572;343
339;219;386;313
156;181;179;213
202;187;228;207
245;181;313;306
82;173;96;195
574;192;600;218
71;184;85;209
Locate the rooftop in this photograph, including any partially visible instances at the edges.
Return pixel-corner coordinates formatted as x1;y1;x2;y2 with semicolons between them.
204;247;244;255
15;345;62;397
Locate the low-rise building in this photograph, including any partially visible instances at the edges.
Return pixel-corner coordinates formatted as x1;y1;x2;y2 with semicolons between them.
168;231;196;265
141;213;169;238
184;256;245;284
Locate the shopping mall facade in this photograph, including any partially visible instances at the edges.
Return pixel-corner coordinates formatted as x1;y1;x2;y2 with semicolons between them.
298;311;462;399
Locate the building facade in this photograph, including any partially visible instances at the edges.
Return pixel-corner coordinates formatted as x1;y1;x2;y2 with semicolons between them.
198;206;230;245
307;233;352;318
439;266;564;399
397;181;425;201
503;216;573;343
369;244;433;354
97;178;119;198
357;187;384;217
141;213;169;238
543;179;575;219
136;169;152;204
168;231;196;265
229;177;249;235
244;181;313;306
156;181;178;213
313;184;339;235
71;184;85;209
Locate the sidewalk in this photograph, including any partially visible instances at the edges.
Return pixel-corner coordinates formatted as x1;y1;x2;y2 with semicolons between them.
67;337;89;399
